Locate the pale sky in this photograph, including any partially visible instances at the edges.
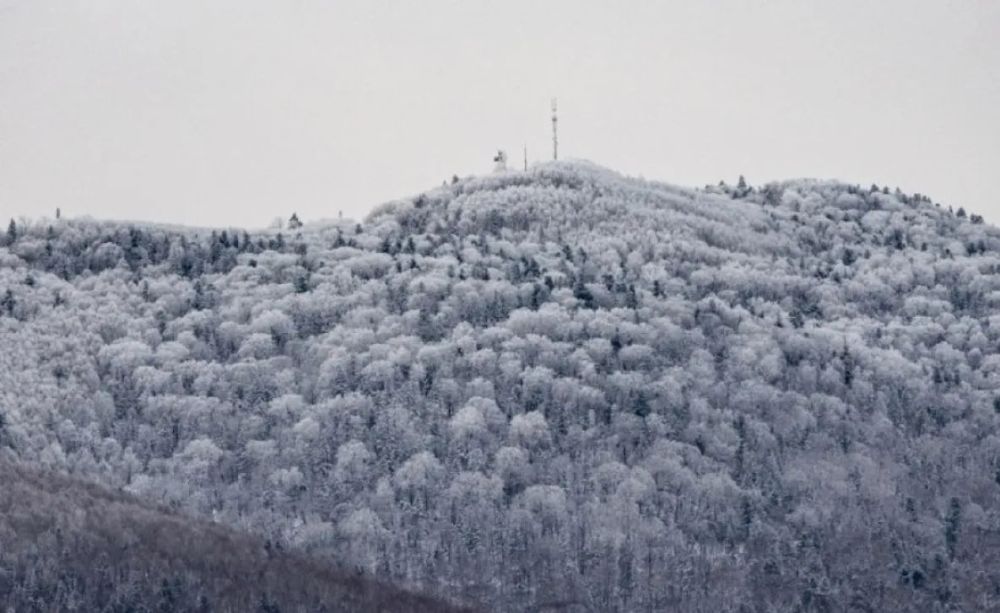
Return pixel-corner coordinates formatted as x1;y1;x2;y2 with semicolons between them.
1;0;998;227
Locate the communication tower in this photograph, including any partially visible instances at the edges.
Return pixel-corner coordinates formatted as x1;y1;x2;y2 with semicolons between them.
551;98;558;160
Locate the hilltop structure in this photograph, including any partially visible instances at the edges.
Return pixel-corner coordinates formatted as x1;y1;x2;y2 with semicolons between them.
551;98;558;160
492;149;507;172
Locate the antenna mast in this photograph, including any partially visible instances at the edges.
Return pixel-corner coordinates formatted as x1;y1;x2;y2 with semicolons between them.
551;98;558;161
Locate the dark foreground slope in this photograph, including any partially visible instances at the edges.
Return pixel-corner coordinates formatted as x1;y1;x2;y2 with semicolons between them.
0;456;470;612
3;162;1000;611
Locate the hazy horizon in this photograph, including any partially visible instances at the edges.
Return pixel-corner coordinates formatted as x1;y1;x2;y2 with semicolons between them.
2;0;999;227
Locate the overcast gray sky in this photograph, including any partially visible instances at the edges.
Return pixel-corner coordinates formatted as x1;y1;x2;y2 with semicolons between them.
1;0;998;227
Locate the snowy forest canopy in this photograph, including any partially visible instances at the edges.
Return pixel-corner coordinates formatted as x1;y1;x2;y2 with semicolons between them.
2;161;1000;611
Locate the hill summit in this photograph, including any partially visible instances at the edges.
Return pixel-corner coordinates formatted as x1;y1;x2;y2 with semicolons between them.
2;161;1000;611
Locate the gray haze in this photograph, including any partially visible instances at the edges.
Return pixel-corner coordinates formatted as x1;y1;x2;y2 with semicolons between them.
1;0;998;227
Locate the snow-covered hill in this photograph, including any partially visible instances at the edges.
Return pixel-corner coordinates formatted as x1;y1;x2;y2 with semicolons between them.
2;161;999;611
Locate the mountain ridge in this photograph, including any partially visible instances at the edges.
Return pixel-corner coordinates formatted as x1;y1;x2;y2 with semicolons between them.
2;161;1000;611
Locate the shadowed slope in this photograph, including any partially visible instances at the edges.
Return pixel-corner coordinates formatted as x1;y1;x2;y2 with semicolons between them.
0;455;473;612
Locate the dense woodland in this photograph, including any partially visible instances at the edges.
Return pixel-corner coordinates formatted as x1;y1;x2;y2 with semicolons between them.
2;161;1000;611
0;456;467;612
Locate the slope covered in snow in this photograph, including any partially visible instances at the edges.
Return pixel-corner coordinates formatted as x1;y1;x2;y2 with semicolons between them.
2;161;1000;611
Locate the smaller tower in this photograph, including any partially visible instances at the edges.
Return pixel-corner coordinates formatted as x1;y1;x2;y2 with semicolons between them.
551;98;558;161
523;144;528;171
493;149;508;172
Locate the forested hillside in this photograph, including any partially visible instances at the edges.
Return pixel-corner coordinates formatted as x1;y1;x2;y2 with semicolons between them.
0;456;469;612
3;161;1000;611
